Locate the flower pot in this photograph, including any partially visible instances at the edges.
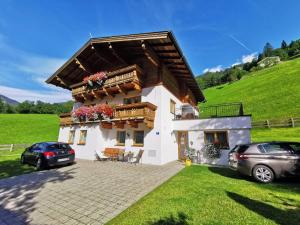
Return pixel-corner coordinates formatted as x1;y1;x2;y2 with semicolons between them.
185;159;191;167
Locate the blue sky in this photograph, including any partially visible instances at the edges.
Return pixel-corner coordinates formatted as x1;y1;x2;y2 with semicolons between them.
0;0;299;102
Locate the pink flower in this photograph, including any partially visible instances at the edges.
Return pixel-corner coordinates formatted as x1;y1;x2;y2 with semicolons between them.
82;71;107;83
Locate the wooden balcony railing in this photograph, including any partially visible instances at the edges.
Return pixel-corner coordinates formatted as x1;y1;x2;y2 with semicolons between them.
59;102;157;128
59;113;73;126
114;102;156;121
71;65;143;101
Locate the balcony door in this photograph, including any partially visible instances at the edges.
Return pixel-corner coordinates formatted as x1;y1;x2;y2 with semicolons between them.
178;131;188;160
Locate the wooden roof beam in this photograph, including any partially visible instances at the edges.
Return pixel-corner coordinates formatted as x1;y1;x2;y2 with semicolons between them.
141;40;160;67
108;43;128;66
75;57;93;74
91;45;115;68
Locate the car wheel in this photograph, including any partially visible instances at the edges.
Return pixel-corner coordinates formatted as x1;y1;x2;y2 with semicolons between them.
253;165;274;183
36;158;44;170
20;155;25;164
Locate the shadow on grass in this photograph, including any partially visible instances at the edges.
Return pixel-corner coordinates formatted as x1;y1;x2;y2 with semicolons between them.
227;191;300;225
147;212;190;225
209;166;300;194
0;158;35;179
208;166;252;181
0;161;76;224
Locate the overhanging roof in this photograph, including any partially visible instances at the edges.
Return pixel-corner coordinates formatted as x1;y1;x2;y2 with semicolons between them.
46;31;205;102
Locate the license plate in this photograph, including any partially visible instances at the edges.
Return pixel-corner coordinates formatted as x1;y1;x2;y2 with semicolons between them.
58;158;69;162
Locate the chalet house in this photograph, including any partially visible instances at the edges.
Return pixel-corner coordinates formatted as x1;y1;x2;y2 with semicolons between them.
46;31;251;165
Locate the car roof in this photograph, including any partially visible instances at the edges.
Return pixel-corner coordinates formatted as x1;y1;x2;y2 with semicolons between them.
34;142;68;145
240;141;300;146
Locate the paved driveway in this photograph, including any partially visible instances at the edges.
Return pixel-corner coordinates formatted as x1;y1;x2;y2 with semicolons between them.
0;160;183;225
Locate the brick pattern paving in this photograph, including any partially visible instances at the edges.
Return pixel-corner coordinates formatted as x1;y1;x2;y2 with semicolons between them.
0;160;183;225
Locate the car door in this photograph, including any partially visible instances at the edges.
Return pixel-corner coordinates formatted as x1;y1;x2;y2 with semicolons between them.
23;145;34;163
31;143;44;165
24;144;39;164
258;143;294;174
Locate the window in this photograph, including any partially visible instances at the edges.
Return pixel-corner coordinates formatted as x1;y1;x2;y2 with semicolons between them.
68;130;75;144
258;143;293;153
204;131;229;149
123;96;141;105
133;130;144;146
78;130;87;145
170;99;176;114
116;131;126;146
289;143;300;153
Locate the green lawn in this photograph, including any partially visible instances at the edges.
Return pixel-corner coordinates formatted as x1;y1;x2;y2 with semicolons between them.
0;149;35;179
202;58;300;121
251;127;300;142
0;114;59;144
108;165;300;225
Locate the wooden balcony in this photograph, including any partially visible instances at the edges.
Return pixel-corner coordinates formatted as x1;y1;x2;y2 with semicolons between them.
59;113;73;126
59;102;157;129
71;64;143;102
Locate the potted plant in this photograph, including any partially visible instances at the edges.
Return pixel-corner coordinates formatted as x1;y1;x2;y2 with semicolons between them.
72;106;91;122
83;71;107;87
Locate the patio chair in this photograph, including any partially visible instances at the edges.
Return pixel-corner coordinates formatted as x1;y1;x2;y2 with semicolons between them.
95;151;109;161
129;149;144;164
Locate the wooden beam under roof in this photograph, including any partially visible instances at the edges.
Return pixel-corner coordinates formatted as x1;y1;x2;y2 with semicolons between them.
141;40;160;67
150;42;173;47
108;43;128;66
91;44;116;68
75;57;93;74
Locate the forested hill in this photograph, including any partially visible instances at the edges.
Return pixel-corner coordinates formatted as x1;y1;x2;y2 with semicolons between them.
200;57;300;121
196;38;300;90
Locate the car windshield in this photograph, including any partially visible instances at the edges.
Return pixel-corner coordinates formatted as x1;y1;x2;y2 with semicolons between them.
47;143;71;151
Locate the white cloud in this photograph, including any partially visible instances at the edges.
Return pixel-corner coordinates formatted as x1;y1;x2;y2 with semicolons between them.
203;65;223;73
242;52;257;63
0;33;68;102
0;85;71;103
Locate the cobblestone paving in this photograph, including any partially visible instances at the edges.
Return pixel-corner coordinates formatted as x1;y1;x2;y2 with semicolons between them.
0;160;183;225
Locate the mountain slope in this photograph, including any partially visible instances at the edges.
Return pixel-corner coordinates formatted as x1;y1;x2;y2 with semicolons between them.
0;94;19;105
201;58;300;121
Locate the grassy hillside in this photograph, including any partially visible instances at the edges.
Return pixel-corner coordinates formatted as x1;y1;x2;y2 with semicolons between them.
201;58;300;121
0;114;59;144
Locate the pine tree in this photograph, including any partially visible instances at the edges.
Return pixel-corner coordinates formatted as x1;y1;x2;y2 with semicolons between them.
281;40;288;49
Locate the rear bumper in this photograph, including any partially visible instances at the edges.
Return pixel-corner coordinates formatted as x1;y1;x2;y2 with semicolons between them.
46;155;75;167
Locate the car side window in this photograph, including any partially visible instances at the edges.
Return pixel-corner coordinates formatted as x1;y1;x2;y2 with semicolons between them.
259;143;292;153
289;143;300;153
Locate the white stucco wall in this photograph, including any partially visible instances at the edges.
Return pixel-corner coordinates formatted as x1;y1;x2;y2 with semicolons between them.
173;116;252;166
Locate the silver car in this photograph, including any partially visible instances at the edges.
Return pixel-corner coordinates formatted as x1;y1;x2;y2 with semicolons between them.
229;142;300;183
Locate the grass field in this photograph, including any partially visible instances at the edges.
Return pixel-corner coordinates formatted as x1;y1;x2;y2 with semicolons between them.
202;58;300;121
251;127;300;142
0;114;59;144
108;165;300;225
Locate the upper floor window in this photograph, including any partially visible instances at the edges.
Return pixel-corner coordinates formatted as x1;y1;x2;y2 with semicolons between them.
124;96;141;105
170;99;176;114
78;130;87;145
68;130;75;144
133;130;144;146
204;131;229;149
116;131;126;146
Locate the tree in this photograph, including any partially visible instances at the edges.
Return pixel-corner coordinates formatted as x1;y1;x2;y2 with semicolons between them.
263;42;273;57
5;103;16;114
0;99;5;113
281;40;288;49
